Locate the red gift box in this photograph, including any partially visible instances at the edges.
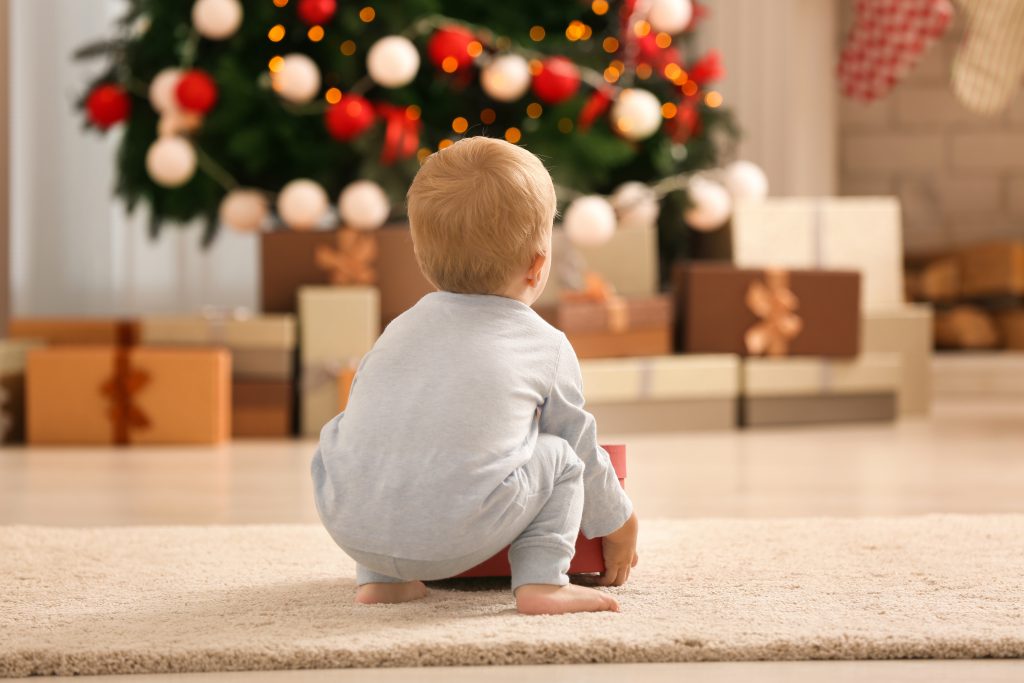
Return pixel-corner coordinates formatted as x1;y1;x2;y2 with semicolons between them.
457;444;627;578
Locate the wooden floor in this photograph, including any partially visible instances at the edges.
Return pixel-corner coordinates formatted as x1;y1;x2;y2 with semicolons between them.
3;394;1023;681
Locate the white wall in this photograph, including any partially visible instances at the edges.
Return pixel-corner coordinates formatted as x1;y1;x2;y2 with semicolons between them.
701;0;839;196
9;0;257;316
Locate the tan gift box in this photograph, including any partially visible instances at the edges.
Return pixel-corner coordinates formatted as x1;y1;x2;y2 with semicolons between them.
579;354;740;432
140;314;296;380
861;304;933;416
26;346;231;445
732;197;904;313
299;286;379;437
536;225;659;307
740;353;901;427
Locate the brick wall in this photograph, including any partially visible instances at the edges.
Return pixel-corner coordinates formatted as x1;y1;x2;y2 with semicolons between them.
838;14;1024;255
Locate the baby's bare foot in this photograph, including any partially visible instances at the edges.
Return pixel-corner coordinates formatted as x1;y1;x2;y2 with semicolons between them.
515;583;620;615
355;581;428;605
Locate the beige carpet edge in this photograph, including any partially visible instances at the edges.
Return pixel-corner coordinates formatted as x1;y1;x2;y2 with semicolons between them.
6;636;1024;678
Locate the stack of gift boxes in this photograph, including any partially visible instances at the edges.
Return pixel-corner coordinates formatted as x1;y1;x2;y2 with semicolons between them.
909;240;1024;351
2;225;433;445
540;196;932;430
2;196;933;444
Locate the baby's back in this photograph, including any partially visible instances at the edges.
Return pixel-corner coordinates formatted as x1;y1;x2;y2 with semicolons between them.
313;291;563;559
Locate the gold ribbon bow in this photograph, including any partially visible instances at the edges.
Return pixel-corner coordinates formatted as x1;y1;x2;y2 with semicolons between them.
100;351;151;444
561;272;629;333
744;269;803;356
315;229;378;286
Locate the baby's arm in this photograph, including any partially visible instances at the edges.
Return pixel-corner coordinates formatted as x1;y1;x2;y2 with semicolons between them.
538;335;634;540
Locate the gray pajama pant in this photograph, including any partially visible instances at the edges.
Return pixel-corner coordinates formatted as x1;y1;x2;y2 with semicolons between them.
343;434;585;593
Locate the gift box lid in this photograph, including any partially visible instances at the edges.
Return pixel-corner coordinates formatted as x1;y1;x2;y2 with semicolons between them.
9;318;139;345
140;314;296;350
580;354;740;403
742;352;902;397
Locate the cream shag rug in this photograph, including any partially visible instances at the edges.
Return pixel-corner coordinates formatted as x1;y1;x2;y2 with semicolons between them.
2;516;1023;677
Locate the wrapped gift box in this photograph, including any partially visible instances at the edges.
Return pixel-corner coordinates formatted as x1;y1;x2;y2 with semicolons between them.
140;313;296;380
536;226;659;307
458;444;627;578
740;353;901;427
8;318;139;345
861;305;933;416
233;380;293;438
261;226;434;326
299;286;379;437
554;294;673;359
1;339;42;443
674;262;860;357
731;197;904;313
958;241;1024;299
375;228;436;326
580;354;740;432
26;346;231;445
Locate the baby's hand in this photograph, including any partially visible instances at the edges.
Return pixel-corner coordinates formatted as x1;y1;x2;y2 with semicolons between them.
598;511;639;587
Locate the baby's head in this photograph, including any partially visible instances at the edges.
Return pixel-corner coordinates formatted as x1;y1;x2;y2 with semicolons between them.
407;137;557;303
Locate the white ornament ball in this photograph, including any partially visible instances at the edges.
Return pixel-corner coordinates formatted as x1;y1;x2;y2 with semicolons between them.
149;68;183;114
191;0;243;40
611;182;660;231
277;179;329;230
145;136;197;188
481;54;532;103
366;36;421;89
647;0;694;34
610;88;663;141
219;189;269;233
723;160;769;202
272;54;322;104
338;180;390;231
685;177;733;232
564;195;617;247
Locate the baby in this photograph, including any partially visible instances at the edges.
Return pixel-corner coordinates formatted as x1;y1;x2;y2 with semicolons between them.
312;136;638;615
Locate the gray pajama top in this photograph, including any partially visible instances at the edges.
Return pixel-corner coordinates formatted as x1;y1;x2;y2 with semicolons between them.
311;291;633;562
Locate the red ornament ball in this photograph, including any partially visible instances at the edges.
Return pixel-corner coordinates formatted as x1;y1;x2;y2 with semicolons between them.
297;0;336;25
85;83;131;129
325;95;375;141
531;56;581;105
427;26;478;73
175;69;219;114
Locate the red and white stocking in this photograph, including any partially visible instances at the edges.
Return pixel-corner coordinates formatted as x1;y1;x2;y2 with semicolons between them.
838;0;953;102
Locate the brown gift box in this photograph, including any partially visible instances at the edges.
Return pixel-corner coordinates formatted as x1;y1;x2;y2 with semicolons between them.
673;262;861;357
549;295;673;359
959;241;1024;299
261;226;434;324
27;346;231;445
9;318;139;345
233;380;293;438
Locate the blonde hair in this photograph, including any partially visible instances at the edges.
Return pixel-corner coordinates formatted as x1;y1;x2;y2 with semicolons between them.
407;137;557;294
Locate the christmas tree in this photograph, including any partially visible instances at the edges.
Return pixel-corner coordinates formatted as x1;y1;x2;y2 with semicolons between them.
78;0;757;264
